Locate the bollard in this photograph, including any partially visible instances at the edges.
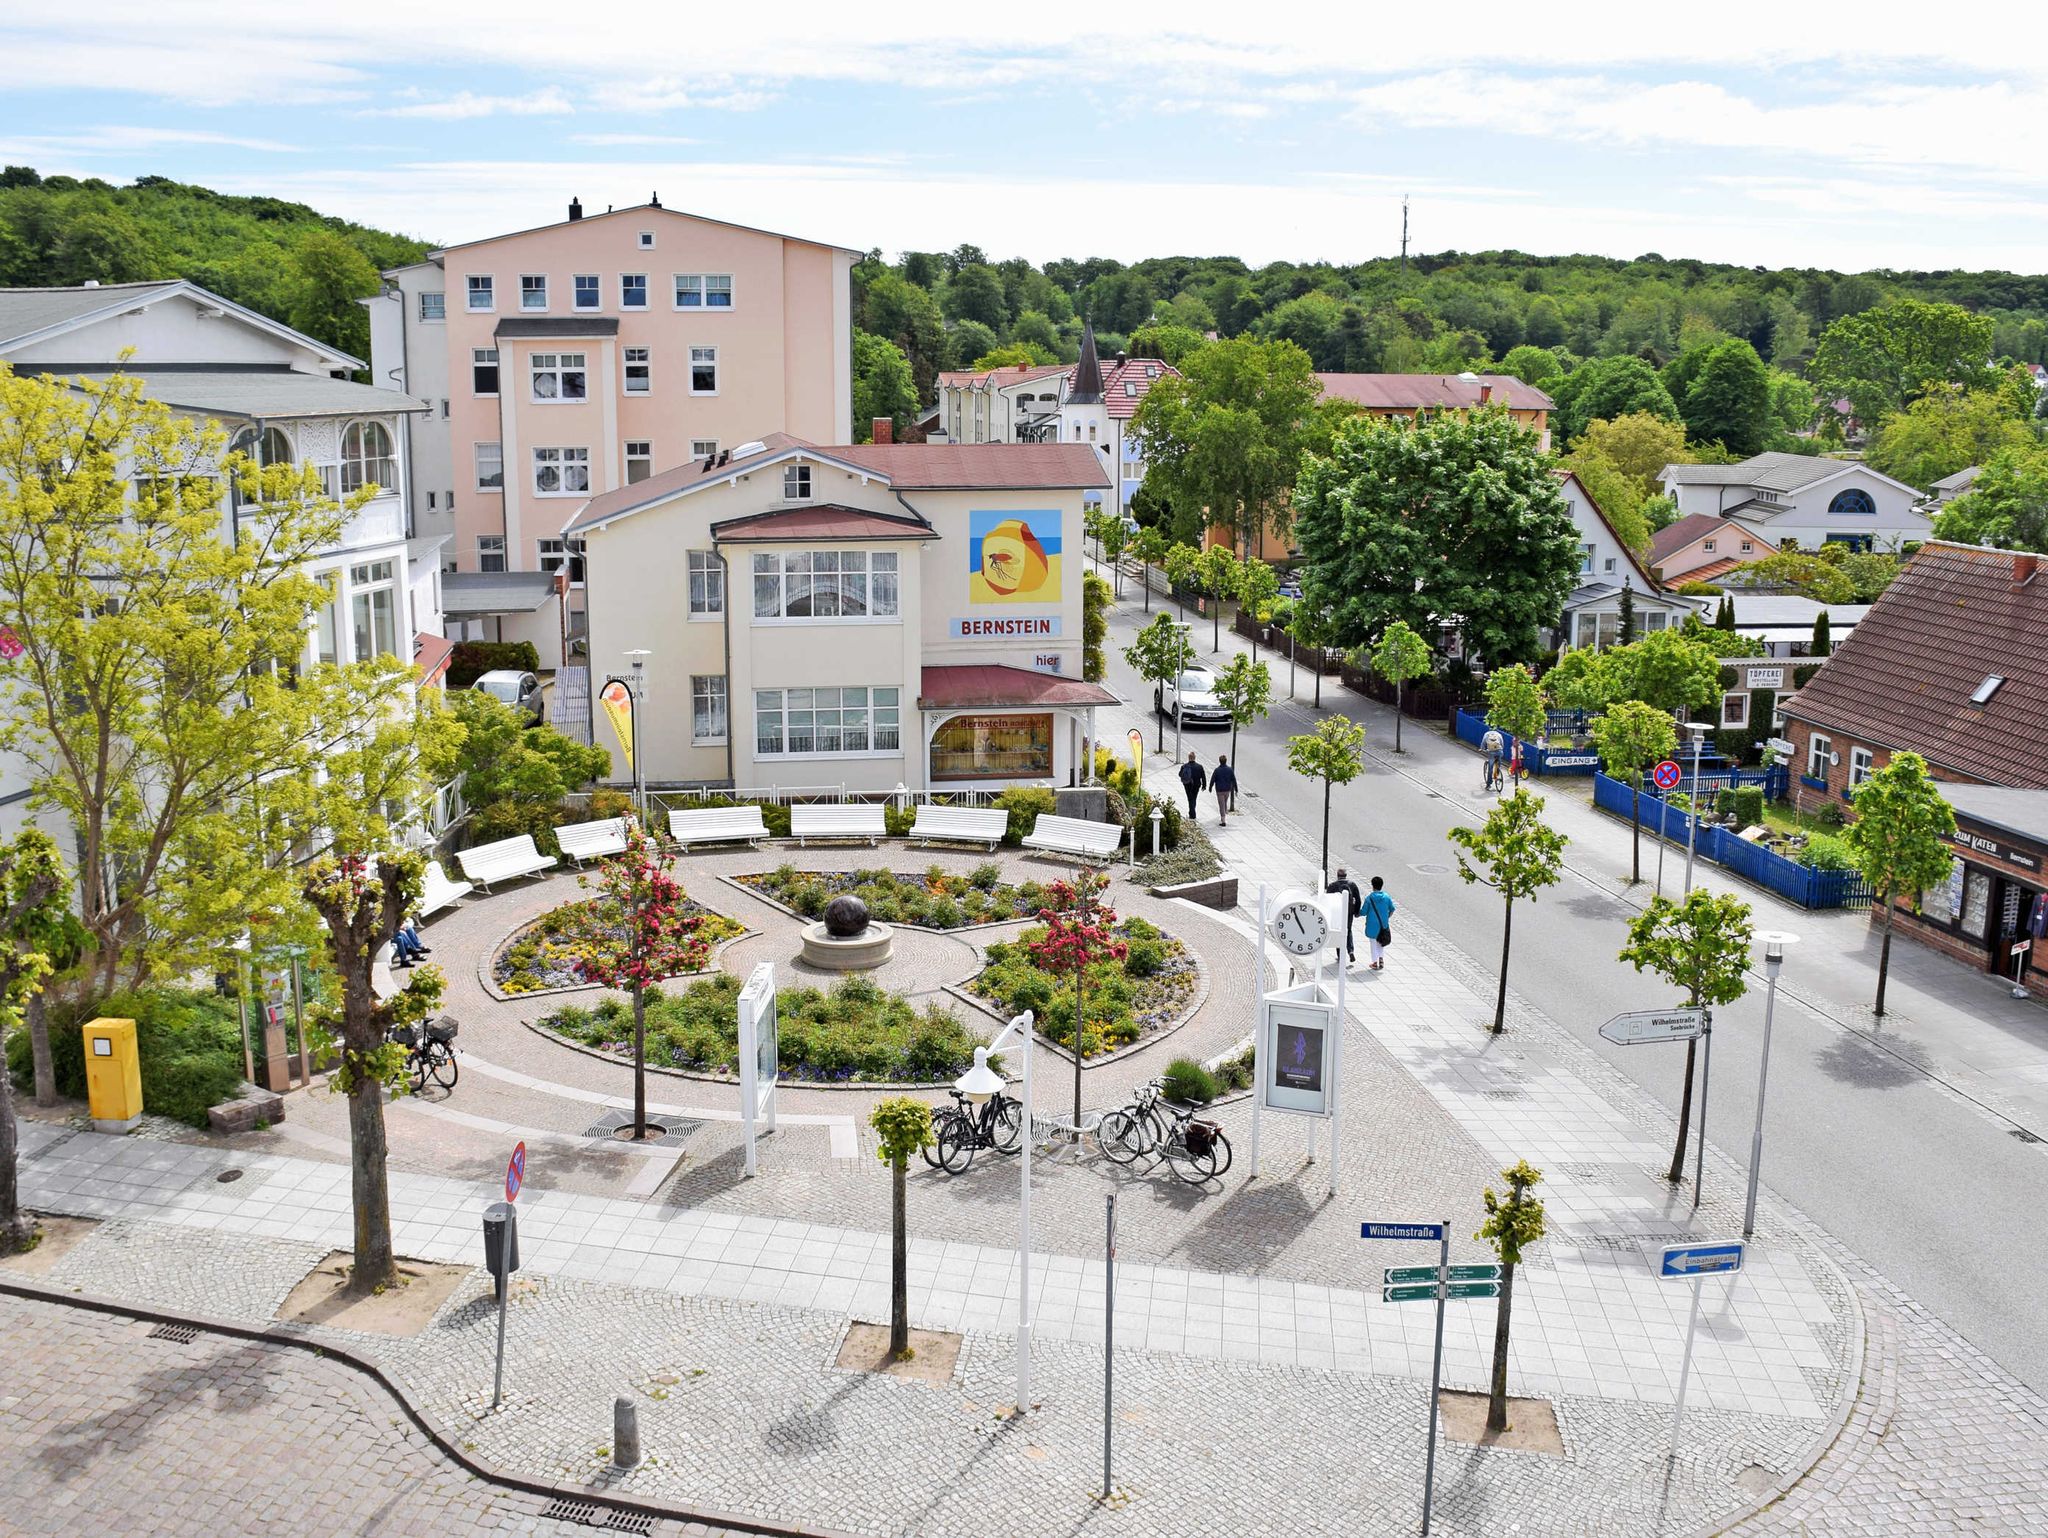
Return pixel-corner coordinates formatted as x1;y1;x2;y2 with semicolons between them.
613;1396;642;1468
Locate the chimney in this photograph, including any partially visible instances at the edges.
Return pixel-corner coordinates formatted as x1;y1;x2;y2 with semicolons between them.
2017;553;2039;585
1115;351;1128;365
871;417;894;445
568;197;583;222
1479;382;1493;404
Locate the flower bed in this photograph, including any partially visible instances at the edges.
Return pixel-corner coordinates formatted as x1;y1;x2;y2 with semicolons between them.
970;916;1197;1057
734;862;1054;930
494;896;743;994
539;974;988;1083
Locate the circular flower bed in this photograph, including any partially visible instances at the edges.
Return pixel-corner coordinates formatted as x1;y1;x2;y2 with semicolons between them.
495;896;743;994
735;863;1054;930
540;974;988;1083
971;916;1197;1057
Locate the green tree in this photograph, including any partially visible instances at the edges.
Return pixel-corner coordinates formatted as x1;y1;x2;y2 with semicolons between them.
1287;600;1339;708
1868;389;2036;491
1811;609;1832;656
1618;889;1754;1184
947;320;999;371
1811;299;1997;426
1087;509;1131;597
287;228;380;363
1678;338;1773;456
1448;790;1568;1032
1498;345;1563;388
1843;753;1958;1017
1561;448;1649;557
1130;525;1170;613
851;329;918;443
1740;551;1857;604
0;830;65;1253
1237;560;1281;658
863;272;948;398
1370;620;1432;753
1286;715;1367;882
1010;309;1062;356
1576;409;1695;499
1933;442;2048;552
868;1096;936;1359
1551;355;1680;444
1296;409;1581;668
450;690;610;810
1129;324;1206;365
1163;542;1202;622
49;205;161;285
1476;1160;1547;1433
971;342;1057;370
1592;699;1679;883
1484;665;1547;785
1194;544;1243;652
1132;336;1325;559
1602;628;1723;719
943;263;1010;330
1211;652;1273;762
1082;571;1110;682
1123;613;1195;751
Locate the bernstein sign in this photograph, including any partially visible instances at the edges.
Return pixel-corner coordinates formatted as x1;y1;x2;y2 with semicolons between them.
950;615;1061;639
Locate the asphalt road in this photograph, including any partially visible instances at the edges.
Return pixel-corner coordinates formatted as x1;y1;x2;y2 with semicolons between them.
1103;591;2048;1394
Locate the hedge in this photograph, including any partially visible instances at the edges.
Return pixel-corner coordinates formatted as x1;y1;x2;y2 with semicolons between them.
448;640;542;690
6;988;246;1127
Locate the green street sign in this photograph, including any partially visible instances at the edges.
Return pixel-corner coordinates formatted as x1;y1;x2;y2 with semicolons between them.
1384;1264;1502;1287
1383;1281;1501;1303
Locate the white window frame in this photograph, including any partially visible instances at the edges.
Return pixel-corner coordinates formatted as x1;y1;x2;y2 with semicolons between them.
691;675;729;744
572;273;601;311
419;291;445;322
624;439;653;485
465;274;494;312
673;273;735;309
536;536;584;587
753;686;902;758
691;438;718;459
1807;733;1832;781
783;463;812;500
620;273;649;310
750;549;901;623
1848;746;1875;788
624;346;651;395
531;446;591;497
1721;691;1750;728
688;550;724;618
474;441;503;492
1581;543;1595;573
690;346;718;395
529;351;588;404
637;230;656;250
348;558;400;662
477;535;507;573
519;274;548;311
472;347;500;397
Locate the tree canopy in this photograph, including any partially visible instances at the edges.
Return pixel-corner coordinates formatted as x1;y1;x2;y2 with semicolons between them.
1932;442;2048;552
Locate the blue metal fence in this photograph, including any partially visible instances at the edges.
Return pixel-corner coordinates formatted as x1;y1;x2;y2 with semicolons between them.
1452;710;1600;777
1591;773;1870;909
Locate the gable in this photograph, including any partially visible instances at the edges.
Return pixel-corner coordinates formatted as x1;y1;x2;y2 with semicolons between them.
1;284;357;373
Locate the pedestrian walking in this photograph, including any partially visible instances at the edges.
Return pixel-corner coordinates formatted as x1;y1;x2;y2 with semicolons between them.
1362;876;1396;970
1325;866;1363;964
1212;754;1238;826
1178;751;1207;820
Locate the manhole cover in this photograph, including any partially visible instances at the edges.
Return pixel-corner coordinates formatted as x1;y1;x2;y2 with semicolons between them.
1350;844;1381;853
1410;862;1452;874
216;1168;244;1183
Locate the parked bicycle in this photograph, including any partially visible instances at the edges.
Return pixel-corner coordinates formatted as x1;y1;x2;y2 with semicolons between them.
390;1015;460;1093
923;1086;1023;1172
1098;1078;1232;1183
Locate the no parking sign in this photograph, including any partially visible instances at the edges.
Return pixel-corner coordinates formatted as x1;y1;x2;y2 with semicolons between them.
1652;759;1683;791
505;1141;526;1202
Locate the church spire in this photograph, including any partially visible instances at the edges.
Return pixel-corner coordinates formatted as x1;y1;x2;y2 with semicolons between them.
1068;319;1104;405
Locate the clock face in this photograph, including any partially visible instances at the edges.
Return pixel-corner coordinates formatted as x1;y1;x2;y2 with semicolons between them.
1272;900;1328;956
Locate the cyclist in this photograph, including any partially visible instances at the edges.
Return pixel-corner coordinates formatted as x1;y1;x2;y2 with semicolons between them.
1481;728;1505;791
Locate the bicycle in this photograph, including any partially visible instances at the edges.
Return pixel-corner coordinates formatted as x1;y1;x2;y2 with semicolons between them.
1482;752;1503;793
1100;1078;1232;1183
922;1086;1023;1173
390;1015;460;1093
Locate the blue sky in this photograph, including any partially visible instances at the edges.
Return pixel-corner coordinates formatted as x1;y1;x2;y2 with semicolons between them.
3;3;2044;272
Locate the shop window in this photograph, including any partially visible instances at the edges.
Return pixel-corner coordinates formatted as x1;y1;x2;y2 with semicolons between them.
930;712;1054;781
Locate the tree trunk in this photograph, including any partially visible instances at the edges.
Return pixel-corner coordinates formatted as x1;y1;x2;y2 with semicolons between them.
1630;779;1643;885
1142;562;1151;613
1492;895;1512;1033
1288;631;1296;699
1667;1038;1698;1183
345;973;398;1295
1212;601;1221;653
632;979;648;1139
1155;687;1165;753
1230;722;1238;763
1320;779;1332;885
1486;1258;1517;1432
0;1053;33;1254
1394;680;1405;753
889;1152;909;1358
28;991;55;1107
1874;899;1894;1019
1313;661;1322;709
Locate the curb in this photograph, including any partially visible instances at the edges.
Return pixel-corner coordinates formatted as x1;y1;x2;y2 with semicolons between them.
0;1268;860;1538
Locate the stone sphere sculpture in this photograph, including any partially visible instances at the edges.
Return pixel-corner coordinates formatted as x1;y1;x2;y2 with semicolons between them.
823;894;871;938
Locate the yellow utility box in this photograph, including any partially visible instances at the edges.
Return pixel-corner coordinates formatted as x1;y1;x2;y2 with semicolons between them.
82;1017;143;1133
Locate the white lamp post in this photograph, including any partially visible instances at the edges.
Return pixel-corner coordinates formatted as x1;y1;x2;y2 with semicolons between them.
1743;931;1798;1238
955;1010;1036;1413
1681;721;1709;894
623;649;651;822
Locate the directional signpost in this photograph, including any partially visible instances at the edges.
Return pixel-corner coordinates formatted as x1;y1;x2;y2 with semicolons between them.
1363;1220;1458;1536
1599;1008;1705;1046
1658;1239;1746;1457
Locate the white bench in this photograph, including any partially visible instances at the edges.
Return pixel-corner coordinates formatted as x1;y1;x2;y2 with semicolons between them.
1022;813;1124;863
790;803;887;847
911;804;1009;851
457;834;558;891
668;805;769;851
554;816;629;864
418;860;473;918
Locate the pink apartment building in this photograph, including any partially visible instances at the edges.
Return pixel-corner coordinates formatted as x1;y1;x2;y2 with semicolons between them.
369;198;856;663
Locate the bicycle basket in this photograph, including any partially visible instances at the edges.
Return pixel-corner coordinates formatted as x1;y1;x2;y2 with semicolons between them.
426;1017;460;1045
1184;1119;1220;1156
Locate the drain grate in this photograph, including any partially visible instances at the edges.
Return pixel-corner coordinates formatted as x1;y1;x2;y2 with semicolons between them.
148;1322;200;1343
536;1499;655;1533
2012;1128;2043;1144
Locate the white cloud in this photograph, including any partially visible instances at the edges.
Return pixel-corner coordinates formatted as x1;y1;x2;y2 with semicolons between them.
568;133;706;147
0;126;301;154
372;88;574;120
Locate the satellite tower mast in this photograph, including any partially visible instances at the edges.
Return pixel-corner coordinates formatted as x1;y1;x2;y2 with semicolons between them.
1401;196;1410;274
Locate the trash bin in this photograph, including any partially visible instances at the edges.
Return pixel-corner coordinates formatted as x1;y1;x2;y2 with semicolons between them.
483;1201;519;1301
82;1017;143;1133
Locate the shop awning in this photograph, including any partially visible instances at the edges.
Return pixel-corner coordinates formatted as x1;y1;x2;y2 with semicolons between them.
919;664;1119;712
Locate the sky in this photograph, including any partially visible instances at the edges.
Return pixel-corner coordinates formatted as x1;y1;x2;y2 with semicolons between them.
3;1;2045;273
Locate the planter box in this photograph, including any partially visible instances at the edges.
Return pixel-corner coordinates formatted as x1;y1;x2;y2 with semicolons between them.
1152;876;1238;910
207;1082;286;1135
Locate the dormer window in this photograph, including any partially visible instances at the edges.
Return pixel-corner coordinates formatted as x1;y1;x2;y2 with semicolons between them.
784;463;812;500
1703;539;1716;553
1971;675;2005;705
1124;382;1139;397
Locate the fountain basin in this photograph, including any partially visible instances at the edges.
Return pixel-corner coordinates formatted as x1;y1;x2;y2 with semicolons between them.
800;919;895;971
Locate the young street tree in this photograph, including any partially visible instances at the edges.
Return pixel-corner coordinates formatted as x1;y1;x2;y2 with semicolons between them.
1371;620;1432;753
1163;542;1201;623
1592;700;1679;884
1484;664;1547;786
1026;872;1126;1128
1288;601;1339;708
1842;752;1957;1018
1296;409;1582;668
0;830;66;1254
1286;715;1368;883
868;1096;935;1360
1088;509;1131;598
1237;560;1281;660
1193;544;1243;653
1449;790;1568;1033
1618;888;1755;1185
1122;612;1196;752
574;823;712;1138
1211;653;1273;763
1130;525;1170;612
1476;1160;1547;1434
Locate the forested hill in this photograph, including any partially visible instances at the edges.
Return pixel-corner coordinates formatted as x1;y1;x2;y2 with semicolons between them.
0;168;431;362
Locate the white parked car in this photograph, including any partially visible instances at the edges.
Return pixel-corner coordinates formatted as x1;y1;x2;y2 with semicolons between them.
1154;666;1229;727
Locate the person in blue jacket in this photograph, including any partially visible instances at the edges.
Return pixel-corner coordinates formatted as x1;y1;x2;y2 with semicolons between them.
1362;876;1396;970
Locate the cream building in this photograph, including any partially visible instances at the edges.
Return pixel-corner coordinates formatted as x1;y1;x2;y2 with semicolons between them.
567;435;1117;793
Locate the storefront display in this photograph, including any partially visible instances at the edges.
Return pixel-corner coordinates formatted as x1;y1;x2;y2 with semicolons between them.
929;712;1054;781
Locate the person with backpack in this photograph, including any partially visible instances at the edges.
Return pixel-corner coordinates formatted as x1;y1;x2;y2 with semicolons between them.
1362;876;1396;970
1326;866;1363;964
1212;753;1239;826
1178;750;1208;820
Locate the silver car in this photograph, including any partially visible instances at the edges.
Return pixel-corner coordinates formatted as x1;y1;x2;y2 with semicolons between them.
1155;666;1230;727
474;668;545;726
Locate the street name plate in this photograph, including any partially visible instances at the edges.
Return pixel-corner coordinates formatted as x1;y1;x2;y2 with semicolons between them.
1658;1240;1746;1279
1384;1281;1501;1302
1600;1008;1705;1046
1766;738;1797;757
1385;1264;1502;1286
1362;1221;1448;1242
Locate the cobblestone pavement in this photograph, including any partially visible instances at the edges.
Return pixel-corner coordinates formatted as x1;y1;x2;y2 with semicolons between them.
0;1291;744;1537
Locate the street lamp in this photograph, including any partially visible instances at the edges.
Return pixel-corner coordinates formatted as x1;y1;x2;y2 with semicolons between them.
1743;931;1799;1238
955;1010;1036;1414
1680;721;1710;895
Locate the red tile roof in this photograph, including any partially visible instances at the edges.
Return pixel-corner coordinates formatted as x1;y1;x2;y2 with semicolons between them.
934;362;1069;390
1780;542;2048;786
413;632;455;684
711;504;937;542
918;664;1119;711
1678;557;1749;585
1088;355;1177;420
1649;512;1735;564
1316;373;1554;412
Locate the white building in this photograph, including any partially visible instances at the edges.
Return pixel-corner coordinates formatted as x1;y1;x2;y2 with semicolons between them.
1659;452;1931;552
364;259;456;558
1553;470;1691;650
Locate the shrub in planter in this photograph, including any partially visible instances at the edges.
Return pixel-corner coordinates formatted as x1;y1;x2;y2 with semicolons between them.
993;786;1057;847
1122;937;1166;976
469;798;568;856
1817;801;1847;828
1797;832;1858;871
1162;1056;1219;1105
1716;786;1765;827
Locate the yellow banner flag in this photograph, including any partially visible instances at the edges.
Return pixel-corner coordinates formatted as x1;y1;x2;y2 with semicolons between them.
599;680;634;772
1127;727;1144;778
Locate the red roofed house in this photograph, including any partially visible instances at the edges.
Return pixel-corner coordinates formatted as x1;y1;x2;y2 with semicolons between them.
565;434;1118;792
1648;511;1779;586
1316;372;1554;452
1779;541;2048;989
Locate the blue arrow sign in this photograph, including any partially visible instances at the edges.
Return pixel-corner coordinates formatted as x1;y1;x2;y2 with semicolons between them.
1362;1221;1448;1242
1658;1240;1745;1279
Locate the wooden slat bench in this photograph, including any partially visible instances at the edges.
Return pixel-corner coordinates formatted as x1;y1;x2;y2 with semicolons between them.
554;817;629;864
1021;813;1123;864
667;805;770;851
790;803;887;847
910;804;1009;851
456;835;558;891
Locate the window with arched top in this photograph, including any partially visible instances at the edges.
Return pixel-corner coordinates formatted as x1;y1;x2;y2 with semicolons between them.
1828;487;1875;516
260;426;293;466
340;420;395;493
